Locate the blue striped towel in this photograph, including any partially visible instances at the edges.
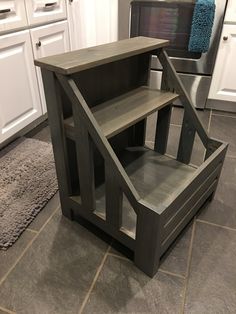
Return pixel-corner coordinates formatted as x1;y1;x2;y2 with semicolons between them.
188;0;216;53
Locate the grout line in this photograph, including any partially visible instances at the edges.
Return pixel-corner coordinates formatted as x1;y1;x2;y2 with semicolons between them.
158;269;185;280
227;155;236;159
196;219;236;232
0;306;16;314
211;112;236;120
78;245;111;314
107;252;130;262
170;123;181;128
26;228;39;234
0;206;60;287
105;252;186;280
207;109;212;133
180;219;196;314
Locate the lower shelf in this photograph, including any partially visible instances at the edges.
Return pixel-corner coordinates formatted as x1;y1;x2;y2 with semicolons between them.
72;147;196;238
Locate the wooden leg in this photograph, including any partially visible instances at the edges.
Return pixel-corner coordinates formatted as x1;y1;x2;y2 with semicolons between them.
134;206;160;277
41;69;73;220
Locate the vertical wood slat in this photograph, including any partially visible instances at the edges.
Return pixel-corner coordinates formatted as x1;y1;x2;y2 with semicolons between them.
154;105;172;154
105;163;123;228
154;56;172;154
72;104;96;211
177;111;196;164
41;69;73;219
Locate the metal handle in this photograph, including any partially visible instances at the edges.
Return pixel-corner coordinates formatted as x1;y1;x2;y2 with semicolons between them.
0;8;11;14
45;2;57;7
36;41;42;48
223;36;228;41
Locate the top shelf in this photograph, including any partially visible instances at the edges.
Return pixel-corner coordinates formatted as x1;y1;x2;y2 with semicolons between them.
34;37;169;75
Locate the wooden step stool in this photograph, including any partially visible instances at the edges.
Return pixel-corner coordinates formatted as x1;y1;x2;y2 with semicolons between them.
35;37;228;277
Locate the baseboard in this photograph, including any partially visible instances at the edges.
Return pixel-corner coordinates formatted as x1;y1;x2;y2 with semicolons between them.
0;114;48;150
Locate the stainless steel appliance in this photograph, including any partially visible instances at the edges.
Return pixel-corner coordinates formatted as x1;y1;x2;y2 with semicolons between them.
118;0;227;108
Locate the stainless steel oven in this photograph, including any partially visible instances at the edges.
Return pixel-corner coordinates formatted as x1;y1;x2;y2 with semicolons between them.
118;0;227;108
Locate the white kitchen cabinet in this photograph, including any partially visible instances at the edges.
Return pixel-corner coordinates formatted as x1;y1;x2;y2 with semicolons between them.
30;20;70;113
208;24;236;103
25;0;66;26
0;0;27;34
0;30;42;144
224;0;236;24
67;0;118;50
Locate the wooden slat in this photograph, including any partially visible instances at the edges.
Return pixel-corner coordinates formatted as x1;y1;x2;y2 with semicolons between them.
161;180;217;255
35;37;169;75
64;87;178;139
162;164;221;239
73;119;96;211
161;143;228;220
105;163;123;228
154;61;172;154
177;111;196;164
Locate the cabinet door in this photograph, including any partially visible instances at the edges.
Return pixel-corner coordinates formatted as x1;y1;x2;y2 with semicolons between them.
0;30;42;144
0;0;27;34
31;21;69;113
209;24;236;102
224;0;236;23
67;0;118;50
25;0;66;26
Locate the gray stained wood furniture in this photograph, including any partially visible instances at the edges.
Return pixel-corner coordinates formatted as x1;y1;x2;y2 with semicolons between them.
35;37;228;277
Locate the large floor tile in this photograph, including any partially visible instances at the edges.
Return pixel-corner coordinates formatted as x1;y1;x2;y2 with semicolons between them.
0;211;109;314
0;230;35;282
198;157;236;229
184;221;236;313
83;255;184;314
27;192;60;232
209;115;236;156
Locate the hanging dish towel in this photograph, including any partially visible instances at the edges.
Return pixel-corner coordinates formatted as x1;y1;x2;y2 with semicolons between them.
188;0;216;53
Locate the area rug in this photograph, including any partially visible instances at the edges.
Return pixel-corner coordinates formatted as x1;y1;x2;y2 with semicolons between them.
0;138;58;250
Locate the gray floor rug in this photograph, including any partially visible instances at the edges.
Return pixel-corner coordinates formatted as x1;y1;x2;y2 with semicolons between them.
0;138;58;249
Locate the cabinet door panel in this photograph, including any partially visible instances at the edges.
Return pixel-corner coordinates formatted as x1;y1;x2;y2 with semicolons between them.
67;0;118;50
209;24;236;102
31;20;69;113
224;0;236;23
0;31;42;142
0;30;42;144
0;0;27;34
25;0;66;26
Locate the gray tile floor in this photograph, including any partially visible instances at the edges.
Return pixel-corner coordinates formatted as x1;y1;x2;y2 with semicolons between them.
0;108;236;314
